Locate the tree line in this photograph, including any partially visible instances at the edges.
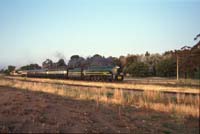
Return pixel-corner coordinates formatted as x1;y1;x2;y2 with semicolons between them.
1;36;199;79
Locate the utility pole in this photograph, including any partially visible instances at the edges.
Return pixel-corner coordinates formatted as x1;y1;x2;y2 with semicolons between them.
176;53;179;81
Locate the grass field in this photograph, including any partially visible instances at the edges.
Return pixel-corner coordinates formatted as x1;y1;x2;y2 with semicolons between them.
0;75;199;133
4;76;200;94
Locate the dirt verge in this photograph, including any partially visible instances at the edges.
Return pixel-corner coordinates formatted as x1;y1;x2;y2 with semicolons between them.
0;86;199;133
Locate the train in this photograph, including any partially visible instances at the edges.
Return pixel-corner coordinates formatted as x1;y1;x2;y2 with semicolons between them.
18;66;124;81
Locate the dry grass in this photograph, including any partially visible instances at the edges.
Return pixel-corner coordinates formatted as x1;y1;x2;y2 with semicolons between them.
5;76;200;94
0;77;199;118
126;77;200;86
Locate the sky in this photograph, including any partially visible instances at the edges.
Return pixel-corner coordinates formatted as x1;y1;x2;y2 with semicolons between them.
0;0;200;69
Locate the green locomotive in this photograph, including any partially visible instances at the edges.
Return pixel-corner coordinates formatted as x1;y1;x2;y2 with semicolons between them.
25;66;123;81
83;66;123;81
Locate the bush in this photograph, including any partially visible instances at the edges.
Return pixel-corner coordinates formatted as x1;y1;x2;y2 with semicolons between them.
194;68;200;79
156;58;176;77
125;62;149;77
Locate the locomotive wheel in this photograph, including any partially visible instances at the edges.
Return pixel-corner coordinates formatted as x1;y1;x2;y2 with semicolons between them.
101;76;104;81
96;76;100;81
94;76;97;81
90;76;94;81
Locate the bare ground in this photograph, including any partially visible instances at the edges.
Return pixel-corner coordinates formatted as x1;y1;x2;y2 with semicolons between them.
0;86;199;133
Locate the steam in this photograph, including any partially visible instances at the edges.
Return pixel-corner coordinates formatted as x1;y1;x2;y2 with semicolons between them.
54;51;67;62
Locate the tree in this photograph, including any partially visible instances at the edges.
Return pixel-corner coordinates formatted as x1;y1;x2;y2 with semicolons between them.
144;53;162;76
3;65;16;75
0;69;5;74
20;64;41;70
119;56;126;68
194;33;200;40
42;59;53;69
178;41;200;79
8;65;16;72
156;57;176;77
124;62;149;77
145;51;150;57
85;54;114;67
57;59;66;67
126;55;138;66
70;55;80;60
107;56;120;66
68;55;85;69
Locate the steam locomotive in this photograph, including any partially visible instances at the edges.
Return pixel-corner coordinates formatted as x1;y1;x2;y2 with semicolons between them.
20;66;124;81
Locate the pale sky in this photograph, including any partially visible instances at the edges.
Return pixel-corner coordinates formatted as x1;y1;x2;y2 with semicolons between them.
0;0;199;69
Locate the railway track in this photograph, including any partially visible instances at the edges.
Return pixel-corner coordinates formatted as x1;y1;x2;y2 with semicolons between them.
3;76;199;96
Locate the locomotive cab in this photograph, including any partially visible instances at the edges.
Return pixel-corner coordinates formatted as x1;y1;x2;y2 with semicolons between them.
112;66;124;81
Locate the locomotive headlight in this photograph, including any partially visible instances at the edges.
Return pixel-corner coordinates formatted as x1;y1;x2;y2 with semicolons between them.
117;76;122;80
115;66;120;69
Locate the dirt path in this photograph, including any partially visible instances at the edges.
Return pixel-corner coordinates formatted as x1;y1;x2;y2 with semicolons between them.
0;86;199;133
